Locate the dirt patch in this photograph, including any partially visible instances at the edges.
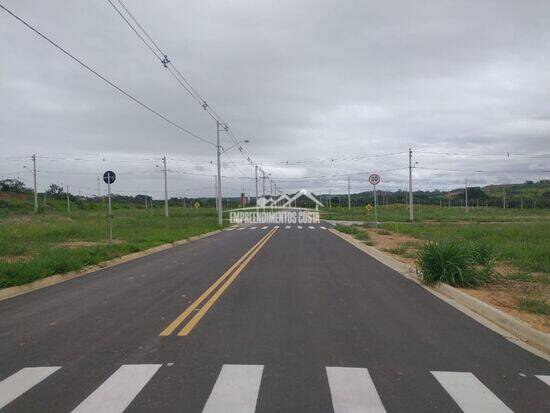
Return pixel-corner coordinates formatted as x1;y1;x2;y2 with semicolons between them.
55;240;124;248
461;282;550;333
359;227;550;334
360;227;421;265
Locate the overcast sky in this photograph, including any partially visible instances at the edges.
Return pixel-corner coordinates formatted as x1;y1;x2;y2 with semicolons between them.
1;0;549;198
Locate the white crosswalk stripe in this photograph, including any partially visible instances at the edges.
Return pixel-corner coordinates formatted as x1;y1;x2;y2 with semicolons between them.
320;226;327;230
237;227;246;231
308;226;315;229
249;226;257;230
326;367;386;412
261;226;268;230
285;225;291;229
202;364;263;413
536;375;550;386
274;225;280;229
225;227;235;231
72;364;161;413
431;371;512;413
297;225;303;229
0;365;533;411
0;367;61;409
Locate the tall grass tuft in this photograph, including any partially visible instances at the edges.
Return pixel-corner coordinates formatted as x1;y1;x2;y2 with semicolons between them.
416;239;496;287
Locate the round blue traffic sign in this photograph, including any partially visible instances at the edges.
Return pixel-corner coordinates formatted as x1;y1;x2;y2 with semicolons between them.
103;170;116;184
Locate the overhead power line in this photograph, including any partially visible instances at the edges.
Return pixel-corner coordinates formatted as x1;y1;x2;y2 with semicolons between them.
0;3;214;147
105;0;264;178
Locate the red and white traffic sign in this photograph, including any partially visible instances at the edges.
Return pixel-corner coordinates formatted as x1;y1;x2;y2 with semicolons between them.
368;173;381;186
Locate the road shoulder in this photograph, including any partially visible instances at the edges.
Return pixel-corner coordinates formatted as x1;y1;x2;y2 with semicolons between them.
329;227;550;360
0;228;228;302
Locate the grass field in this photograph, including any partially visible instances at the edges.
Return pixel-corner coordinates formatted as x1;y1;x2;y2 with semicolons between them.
321;204;550;223
380;221;550;274
0;206;221;288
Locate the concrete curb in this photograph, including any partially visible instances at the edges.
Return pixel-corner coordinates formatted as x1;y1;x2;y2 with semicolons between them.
0;228;224;302
329;228;550;356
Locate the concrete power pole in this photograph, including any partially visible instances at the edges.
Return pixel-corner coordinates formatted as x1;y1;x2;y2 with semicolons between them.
255;165;258;204
32;154;38;212
216;122;223;226
262;170;266;197
347;176;351;210
465;178;469;213
162;155;169;218
408;148;413;222
66;185;70;213
214;176;218;211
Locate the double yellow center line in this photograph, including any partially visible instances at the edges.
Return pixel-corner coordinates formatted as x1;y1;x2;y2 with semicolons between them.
160;227;278;337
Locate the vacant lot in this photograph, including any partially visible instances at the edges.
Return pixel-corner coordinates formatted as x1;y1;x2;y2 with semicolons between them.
0;207;220;288
322;204;550;223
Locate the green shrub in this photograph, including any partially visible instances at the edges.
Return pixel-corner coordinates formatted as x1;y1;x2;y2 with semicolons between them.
470;241;496;265
416;239;495;287
507;273;534;282
384;245;409;256
335;224;359;235
517;298;550;315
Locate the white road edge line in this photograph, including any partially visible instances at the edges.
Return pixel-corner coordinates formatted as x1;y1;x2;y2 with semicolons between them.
431;371;513;413
72;364;161;413
0;367;61;409
326;366;386;413
202;364;264;413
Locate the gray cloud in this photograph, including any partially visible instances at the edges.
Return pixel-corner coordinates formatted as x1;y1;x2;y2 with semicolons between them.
1;0;549;197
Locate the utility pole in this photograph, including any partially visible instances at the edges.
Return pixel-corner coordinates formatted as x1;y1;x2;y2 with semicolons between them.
255;165;258;204
465;178;469;213
162;156;169;218
262;170;265;197
270;179;273;196
216;121;223;226
214;176;218;211
32;154;38;212
66;185;70;213
329;188;332;209
408;148;413;222
144;193;148;210
107;177;112;245
97;177;100;198
347;176;351;210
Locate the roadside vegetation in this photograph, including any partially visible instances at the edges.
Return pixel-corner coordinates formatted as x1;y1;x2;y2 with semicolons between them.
0;204;221;288
334;217;549;330
322;204;550;223
416;239;496;287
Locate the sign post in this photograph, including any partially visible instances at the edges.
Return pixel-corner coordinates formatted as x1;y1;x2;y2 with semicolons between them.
368;173;381;227
103;171;116;245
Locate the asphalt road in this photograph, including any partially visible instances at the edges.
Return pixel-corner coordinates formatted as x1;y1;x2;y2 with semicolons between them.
0;224;548;412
